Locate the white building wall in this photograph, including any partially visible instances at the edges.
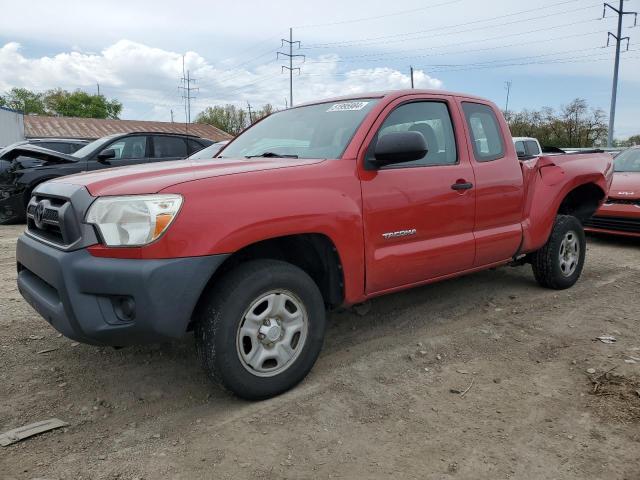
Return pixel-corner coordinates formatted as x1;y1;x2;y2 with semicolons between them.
0;107;25;147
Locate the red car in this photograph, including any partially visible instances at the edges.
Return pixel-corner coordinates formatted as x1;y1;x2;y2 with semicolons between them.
584;146;640;237
16;90;612;399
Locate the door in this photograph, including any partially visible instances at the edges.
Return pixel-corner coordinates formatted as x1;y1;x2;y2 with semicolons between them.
88;135;150;171
150;136;189;163
459;101;524;266
360;97;476;294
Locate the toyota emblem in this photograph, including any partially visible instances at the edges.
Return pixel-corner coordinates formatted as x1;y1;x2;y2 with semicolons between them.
34;201;46;229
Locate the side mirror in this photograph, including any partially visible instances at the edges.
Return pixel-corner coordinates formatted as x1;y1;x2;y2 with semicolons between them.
372;131;427;168
97;149;116;161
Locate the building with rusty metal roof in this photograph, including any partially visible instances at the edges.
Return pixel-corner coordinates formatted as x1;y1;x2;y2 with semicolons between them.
23;115;231;142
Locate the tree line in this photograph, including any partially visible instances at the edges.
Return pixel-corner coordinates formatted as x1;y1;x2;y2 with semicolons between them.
505;97;638;148
0;87;122;119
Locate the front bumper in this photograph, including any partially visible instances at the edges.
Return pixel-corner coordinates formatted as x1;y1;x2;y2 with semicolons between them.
16;234;229;346
583;202;640;238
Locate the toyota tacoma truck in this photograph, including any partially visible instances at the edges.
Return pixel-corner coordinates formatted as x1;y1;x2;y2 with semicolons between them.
16;90;613;399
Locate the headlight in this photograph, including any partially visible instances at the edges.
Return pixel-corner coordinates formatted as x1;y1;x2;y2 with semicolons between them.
85;194;183;246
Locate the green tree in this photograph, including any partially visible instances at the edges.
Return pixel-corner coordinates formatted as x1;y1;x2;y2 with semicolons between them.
196;105;249;136
196;103;276;135
616;134;640;147
254;103;275;121
0;87;46;114
0;87;122;118
43;89;122;119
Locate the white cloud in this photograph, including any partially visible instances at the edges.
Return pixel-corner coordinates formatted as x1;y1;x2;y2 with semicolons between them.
0;40;443;122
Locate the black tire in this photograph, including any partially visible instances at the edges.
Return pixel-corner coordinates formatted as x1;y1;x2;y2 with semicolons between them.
194;259;326;400
531;215;586;290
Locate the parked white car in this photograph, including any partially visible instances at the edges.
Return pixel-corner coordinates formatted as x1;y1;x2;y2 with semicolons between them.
513;137;542;157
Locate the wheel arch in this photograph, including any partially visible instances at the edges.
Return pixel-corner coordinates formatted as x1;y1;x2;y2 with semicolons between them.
557;182;606;222
189;233;345;331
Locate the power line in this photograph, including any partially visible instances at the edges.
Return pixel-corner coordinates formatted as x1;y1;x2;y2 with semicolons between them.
302;1;600;49
300;48;640;77
278;28;305;107
603;0;638;146
306;29;608;65
295;0;462;29
212;48;278;85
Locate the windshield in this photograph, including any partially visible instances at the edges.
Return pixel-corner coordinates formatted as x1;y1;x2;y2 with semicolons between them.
220;99;379;159
614;148;640;172
71;136;117;158
189;141;228;160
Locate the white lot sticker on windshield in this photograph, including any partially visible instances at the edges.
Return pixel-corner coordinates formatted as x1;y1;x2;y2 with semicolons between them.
327;101;369;112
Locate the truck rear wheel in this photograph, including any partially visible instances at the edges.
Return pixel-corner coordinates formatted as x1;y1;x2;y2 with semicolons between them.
531;215;586;290
195;259;326;400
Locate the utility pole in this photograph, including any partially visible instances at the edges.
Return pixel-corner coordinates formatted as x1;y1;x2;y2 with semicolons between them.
247;102;253;123
504;80;512;115
278;28;305;107
170;109;174;123
179;56;199;133
603;1;637;147
96;82;100;96
410;66;414;88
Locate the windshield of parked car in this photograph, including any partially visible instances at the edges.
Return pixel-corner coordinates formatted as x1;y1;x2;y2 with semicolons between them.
71;135;118;158
614;148;640;172
219;99;379;159
188;141;228;160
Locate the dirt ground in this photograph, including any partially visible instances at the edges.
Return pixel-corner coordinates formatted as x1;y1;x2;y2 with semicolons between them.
1;224;639;480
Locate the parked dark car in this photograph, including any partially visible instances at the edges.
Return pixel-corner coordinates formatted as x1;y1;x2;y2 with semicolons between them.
0;138;89;157
0;132;213;224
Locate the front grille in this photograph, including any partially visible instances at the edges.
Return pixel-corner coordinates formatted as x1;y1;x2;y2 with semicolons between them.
584;216;640;234
26;194;80;247
604;198;640;206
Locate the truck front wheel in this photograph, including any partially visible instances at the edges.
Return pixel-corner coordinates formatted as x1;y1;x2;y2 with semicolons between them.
531;215;586;290
195;259;326;400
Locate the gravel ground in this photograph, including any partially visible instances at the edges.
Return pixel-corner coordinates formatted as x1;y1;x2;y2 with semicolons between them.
1;224;639;479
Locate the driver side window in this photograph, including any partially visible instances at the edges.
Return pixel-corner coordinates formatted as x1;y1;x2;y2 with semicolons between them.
368;101;457;168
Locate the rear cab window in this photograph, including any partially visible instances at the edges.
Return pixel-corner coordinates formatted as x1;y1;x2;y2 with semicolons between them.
462;102;505;162
153;136;188;158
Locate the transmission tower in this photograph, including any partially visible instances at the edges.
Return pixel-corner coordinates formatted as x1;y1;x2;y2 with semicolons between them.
603;1;637;146
278;28;305;107
179;55;199;125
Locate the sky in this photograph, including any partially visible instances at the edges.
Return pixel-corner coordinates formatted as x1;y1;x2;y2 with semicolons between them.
0;0;638;138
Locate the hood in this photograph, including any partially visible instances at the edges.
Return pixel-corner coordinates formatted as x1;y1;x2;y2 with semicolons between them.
0;145;77;163
0;146;77;182
50;157;326;196
608;172;640;200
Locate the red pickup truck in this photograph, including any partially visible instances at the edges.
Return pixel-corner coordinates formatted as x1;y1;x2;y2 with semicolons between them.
16;90;612;399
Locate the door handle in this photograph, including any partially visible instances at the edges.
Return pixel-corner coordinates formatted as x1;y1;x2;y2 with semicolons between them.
451;181;473;191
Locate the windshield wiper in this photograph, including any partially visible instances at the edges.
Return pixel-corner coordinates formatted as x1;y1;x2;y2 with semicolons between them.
245;152;299;159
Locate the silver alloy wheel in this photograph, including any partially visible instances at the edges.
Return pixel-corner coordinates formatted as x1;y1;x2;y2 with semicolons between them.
236;290;308;377
558;230;580;277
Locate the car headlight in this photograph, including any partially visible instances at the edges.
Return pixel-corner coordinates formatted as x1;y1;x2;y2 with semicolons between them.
85;194;183;246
